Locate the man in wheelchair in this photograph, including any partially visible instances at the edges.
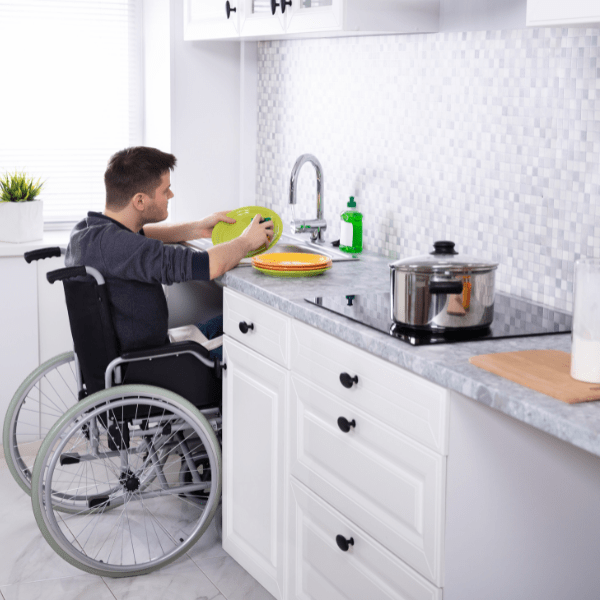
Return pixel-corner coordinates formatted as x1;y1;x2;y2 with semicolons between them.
3;147;274;579
66;145;273;355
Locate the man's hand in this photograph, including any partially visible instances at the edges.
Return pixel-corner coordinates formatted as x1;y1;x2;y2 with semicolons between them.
207;214;274;279
239;214;274;253
195;211;237;239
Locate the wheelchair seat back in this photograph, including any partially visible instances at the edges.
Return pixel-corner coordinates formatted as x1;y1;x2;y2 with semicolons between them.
63;277;119;396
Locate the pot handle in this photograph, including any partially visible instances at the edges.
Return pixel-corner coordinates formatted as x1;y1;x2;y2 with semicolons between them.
429;279;463;295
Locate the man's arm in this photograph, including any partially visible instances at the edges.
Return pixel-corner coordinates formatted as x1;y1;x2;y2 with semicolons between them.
206;215;274;279
144;211;235;243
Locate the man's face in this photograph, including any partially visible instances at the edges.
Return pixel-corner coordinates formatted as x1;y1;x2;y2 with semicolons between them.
145;171;173;223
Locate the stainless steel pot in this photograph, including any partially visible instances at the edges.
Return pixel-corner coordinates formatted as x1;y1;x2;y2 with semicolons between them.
389;241;499;330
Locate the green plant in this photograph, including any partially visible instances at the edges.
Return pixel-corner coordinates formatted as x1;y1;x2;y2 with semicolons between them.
0;171;44;202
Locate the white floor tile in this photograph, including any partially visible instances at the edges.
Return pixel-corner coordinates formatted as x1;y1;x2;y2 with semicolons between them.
104;555;224;600
195;555;275;600
0;574;114;600
0;466;83;585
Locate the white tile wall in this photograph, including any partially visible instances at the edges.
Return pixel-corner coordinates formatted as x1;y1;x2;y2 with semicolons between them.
256;27;600;312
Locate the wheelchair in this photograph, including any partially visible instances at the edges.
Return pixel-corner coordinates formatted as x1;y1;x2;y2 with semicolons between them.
3;247;224;578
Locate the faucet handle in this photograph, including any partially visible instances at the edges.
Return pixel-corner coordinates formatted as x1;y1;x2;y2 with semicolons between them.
290;218;327;237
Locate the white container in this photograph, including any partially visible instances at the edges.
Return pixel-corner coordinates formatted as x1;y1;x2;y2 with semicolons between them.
0;200;44;243
571;257;600;383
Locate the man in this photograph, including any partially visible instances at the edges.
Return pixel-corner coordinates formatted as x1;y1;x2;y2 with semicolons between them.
65;146;273;353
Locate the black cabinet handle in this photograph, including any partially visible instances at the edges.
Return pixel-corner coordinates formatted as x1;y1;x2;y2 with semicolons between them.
270;0;279;14
239;321;254;334
336;535;354;552
337;417;356;433
281;0;291;12
339;372;358;389
225;1;236;18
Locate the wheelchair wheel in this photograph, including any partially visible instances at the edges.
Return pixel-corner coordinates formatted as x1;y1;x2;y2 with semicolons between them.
31;384;222;578
3;351;79;494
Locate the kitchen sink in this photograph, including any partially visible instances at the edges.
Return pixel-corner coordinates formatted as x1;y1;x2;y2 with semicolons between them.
187;233;359;264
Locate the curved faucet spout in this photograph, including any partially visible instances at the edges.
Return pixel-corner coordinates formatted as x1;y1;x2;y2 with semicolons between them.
289;153;325;242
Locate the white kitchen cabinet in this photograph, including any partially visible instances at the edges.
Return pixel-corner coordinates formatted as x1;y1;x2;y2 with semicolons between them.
183;0;240;40
0;253;72;445
222;313;289;600
222;287;447;598
240;0;287;38
0;257;39;444
526;0;600;25
184;0;439;41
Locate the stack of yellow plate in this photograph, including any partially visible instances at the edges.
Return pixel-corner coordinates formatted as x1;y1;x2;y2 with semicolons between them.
251;253;332;277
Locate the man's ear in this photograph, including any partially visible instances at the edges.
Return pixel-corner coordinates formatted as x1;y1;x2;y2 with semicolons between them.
132;193;146;213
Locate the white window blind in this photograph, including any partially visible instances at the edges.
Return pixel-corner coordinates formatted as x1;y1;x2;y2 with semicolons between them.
0;0;143;227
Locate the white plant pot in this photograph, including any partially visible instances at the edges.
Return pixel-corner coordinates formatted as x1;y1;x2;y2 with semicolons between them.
0;200;44;243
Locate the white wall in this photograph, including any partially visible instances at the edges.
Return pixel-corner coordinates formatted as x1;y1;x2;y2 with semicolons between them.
440;0;527;31
143;0;172;152
169;0;241;223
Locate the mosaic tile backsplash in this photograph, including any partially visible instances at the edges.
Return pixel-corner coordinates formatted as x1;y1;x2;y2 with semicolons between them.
255;27;600;313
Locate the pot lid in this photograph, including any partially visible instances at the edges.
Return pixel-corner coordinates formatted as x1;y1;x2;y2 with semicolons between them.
389;241;499;273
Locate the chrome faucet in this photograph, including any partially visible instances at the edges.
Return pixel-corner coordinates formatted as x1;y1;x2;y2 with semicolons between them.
289;153;327;242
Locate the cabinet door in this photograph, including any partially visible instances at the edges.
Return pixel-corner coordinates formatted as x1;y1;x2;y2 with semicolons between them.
0;257;39;444
240;0;287;37
285;0;341;34
526;0;600;25
222;336;287;600
183;0;239;40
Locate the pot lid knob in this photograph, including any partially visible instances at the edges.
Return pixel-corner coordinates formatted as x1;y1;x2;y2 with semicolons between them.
430;241;458;255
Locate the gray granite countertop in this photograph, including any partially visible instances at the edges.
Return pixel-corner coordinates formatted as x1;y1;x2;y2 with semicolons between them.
218;250;600;459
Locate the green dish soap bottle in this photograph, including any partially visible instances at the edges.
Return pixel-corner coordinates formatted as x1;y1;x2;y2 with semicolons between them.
340;196;363;254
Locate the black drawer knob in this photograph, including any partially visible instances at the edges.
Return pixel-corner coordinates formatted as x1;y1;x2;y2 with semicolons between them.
225;1;236;18
339;372;358;389
336;535;354;552
337;417;356;433
281;0;291;12
239;321;254;334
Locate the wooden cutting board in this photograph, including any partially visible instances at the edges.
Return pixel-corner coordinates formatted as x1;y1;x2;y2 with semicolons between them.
469;350;600;404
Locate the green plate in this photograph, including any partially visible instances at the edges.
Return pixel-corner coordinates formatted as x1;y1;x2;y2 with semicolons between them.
253;265;331;278
212;206;283;258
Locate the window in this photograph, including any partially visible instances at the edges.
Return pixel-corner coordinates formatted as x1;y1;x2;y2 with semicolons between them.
0;0;143;227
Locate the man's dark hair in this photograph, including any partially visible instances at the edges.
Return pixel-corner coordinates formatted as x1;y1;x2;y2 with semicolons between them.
104;146;177;211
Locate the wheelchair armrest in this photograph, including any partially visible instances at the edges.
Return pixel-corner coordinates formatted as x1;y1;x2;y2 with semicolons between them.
120;340;210;362
106;341;225;390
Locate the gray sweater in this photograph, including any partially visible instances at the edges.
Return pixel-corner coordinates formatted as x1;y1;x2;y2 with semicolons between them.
65;212;209;352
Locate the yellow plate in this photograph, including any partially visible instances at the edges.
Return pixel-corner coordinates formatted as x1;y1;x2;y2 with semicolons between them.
253;265;331;278
212;206;283;258
252;252;330;269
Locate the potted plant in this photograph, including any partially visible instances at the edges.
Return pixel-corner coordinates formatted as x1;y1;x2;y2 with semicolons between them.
0;171;44;243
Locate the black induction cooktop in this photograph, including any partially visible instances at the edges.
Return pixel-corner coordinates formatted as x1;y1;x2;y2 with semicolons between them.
305;291;572;346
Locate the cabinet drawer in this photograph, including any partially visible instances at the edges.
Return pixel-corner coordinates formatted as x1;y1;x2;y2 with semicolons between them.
290;321;449;454
224;288;290;368
287;478;441;600
290;374;445;586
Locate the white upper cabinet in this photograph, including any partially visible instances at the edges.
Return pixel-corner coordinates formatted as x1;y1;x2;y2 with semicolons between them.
184;0;439;41
526;0;600;26
240;0;287;37
183;0;240;40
